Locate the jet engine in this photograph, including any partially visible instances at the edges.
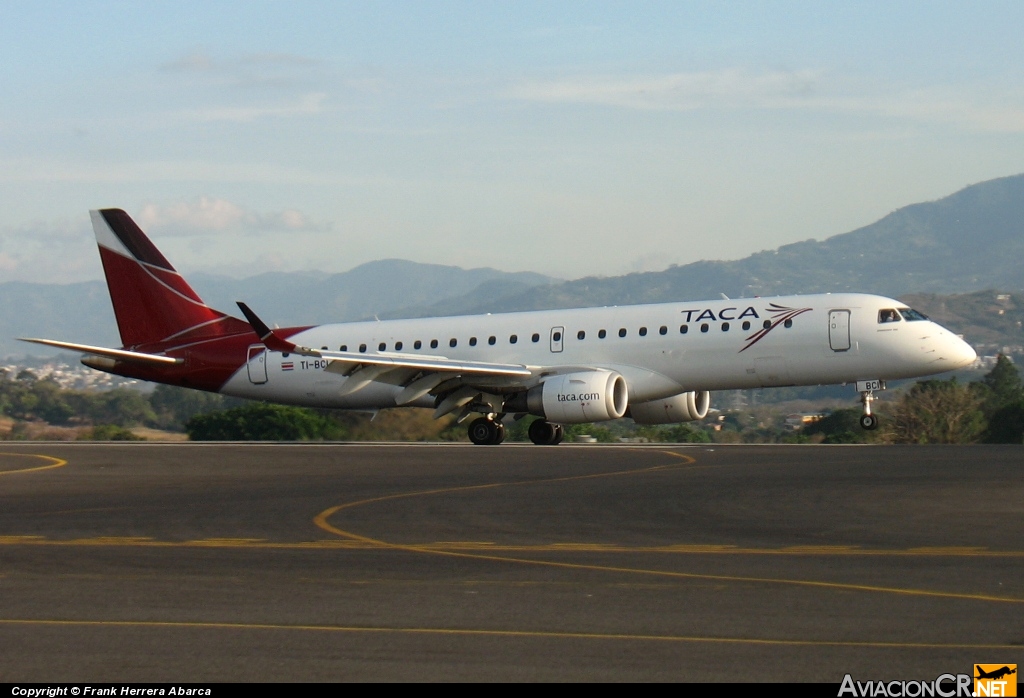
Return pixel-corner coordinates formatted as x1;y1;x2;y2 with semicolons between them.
505;370;628;423
628;390;710;424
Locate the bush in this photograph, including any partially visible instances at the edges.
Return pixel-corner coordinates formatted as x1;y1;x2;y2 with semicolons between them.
185;402;345;441
78;424;145;441
985;400;1024;444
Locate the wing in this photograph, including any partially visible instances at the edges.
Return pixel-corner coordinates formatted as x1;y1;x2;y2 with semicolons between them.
235;301;529;375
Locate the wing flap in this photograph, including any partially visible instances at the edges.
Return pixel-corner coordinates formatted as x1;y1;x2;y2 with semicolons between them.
320;349;532;377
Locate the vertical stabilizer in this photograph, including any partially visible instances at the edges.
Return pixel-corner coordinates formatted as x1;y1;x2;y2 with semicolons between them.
91;209;245;347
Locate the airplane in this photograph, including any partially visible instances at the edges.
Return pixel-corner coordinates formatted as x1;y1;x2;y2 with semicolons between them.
20;209;978;445
976;666;1016;681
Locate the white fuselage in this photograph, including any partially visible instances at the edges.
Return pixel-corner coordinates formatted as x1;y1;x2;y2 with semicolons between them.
218;293;977;412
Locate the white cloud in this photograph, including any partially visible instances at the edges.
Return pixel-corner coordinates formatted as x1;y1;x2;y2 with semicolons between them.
161;50;321;74
179;92;327;123
506;69;1024;133
0;251;18;273
0;200;331;282
506;68;821;111
0;218;97;282
137;196;330;235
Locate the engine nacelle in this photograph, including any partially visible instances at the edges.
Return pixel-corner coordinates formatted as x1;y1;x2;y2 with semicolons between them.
506;370;628;423
629;390;710;424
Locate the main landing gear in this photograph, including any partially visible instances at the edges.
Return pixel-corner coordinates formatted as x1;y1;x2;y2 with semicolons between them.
465;416;564;445
468;417;505;445
528;419;564;446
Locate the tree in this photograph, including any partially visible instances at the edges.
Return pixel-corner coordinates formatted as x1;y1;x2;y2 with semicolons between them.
149;384;233;430
889;379;986;444
663;423;712;443
978;354;1023;416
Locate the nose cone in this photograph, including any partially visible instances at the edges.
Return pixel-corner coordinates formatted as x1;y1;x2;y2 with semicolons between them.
946;335;977;369
933;331;976;370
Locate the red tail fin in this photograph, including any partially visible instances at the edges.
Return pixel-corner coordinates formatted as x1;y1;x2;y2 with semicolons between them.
91;209;249;348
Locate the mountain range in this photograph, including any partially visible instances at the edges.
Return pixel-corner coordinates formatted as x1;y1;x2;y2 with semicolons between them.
3;173;1024;358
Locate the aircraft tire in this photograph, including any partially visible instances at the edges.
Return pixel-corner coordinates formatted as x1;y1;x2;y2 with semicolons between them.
468;417;499;445
528;419;561;445
859;414;879;431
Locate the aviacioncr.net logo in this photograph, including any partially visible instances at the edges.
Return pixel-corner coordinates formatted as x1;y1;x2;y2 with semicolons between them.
839;673;973;697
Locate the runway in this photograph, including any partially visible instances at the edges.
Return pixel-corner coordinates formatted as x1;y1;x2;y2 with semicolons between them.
0;443;1020;681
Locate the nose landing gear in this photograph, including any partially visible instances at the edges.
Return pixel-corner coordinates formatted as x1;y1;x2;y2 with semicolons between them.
856;379;885;431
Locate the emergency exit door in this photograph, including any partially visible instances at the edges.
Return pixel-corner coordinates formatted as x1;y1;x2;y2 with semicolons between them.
550;326;564;353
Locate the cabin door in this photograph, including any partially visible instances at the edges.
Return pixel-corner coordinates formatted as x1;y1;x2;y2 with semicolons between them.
829;310;851;352
247;345;268;384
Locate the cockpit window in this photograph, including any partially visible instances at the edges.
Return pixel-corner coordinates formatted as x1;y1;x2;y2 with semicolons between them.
878;309;901;323
898;308;929;322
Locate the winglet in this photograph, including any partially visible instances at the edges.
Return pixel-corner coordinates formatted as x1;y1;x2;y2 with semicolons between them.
235;302;321;357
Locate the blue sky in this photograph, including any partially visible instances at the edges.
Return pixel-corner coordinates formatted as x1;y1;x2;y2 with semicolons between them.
2;1;1023;282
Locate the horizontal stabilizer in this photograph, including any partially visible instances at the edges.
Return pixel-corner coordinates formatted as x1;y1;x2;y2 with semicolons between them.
18;338;184;366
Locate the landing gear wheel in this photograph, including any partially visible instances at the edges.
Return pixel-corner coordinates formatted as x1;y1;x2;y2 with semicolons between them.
528;419;563;445
858;386;879;431
468;417;502;445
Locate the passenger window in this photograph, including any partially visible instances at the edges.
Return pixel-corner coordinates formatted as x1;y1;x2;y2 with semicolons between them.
469;337;477;346
359;344;367;353
553;331;562;342
721;323;729;331
659;326;667;335
488;336;496;345
784;319;793;328
414;340;422;350
618;328;627;338
741;321;750;331
700;324;709;333
598;329;607;339
763;320;772;329
395;341;403;351
321;346;328;350
340;345;347;352
680;324;688;334
449;338;457;347
430;339;438;349
639;327;647;337
532;333;540;343
577;330;585;340
510;334;518;344
378;342;386;351
878;309;901;323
